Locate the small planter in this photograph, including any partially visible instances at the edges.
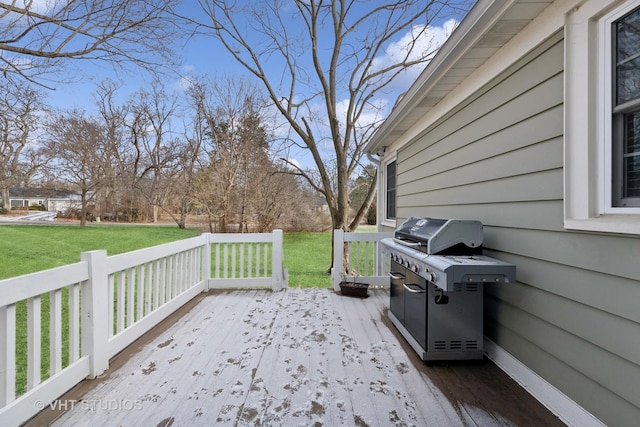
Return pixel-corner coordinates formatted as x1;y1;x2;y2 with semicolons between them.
339;281;369;298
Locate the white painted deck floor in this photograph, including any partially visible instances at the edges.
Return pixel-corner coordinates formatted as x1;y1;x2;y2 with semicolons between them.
29;289;564;426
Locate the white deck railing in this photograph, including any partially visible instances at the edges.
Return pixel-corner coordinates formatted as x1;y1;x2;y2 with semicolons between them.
331;229;393;291
0;230;285;427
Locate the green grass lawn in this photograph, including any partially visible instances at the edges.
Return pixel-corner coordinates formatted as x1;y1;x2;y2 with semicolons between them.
0;224;201;280
0;224;203;395
0;225;334;287
1;224;336;396
283;231;332;288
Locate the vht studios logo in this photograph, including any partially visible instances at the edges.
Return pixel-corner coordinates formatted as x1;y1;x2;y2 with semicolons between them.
35;399;143;411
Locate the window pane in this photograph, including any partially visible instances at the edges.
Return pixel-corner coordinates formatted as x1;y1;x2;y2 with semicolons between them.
616;8;640;105
623;112;640;198
386;161;396;219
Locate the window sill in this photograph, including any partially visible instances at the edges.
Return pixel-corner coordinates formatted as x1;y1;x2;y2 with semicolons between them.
381;219;397;229
564;215;640;235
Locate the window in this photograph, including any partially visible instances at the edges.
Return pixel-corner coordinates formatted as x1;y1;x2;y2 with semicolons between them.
612;7;640;207
565;0;640;234
385;160;396;220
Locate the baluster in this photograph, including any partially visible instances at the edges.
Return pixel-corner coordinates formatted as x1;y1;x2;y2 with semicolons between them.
127;267;135;327
49;289;63;375
137;264;145;321
365;241;371;276
159;258;167;306
240;243;245;279
153;260;160;311
214;244;220;279
0;304;16;405
231;243;237;278
108;273;115;337
27;296;41;390
264;243;268;277
117;271;125;332
144;262;152;316
69;284;80;363
223;244;229;278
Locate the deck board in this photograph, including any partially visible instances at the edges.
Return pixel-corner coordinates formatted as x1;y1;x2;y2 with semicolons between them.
28;289;564;426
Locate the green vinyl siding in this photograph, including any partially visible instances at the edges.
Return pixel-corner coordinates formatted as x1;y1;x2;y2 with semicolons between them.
394;32;640;426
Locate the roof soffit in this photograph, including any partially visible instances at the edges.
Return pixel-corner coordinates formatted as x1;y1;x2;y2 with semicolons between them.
366;0;554;154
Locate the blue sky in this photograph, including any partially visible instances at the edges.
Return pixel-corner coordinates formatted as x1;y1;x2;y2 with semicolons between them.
39;1;467;168
44;1;464;108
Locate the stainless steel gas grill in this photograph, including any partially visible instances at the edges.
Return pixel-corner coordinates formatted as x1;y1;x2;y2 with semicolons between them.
381;217;516;361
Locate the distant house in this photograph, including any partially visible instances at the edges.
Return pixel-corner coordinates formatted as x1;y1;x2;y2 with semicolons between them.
366;1;639;426
8;187;82;212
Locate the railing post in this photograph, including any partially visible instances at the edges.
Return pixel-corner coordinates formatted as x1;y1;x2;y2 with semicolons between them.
0;304;16;406
332;229;345;291
272;229;284;291
202;233;212;290
81;250;110;378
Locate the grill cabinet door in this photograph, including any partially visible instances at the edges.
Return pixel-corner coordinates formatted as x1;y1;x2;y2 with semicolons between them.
426;282;484;354
389;260;406;323
404;269;427;350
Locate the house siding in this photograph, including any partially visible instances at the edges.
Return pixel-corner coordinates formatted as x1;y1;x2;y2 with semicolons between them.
393;34;640;427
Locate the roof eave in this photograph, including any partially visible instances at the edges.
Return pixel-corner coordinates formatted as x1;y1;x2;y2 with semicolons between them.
365;0;523;155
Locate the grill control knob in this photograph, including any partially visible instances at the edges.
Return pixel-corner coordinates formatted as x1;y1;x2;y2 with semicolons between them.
425;272;436;282
412;264;420;273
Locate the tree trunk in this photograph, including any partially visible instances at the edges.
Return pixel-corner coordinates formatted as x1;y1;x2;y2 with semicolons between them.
1;187;9;211
177;214;186;229
80;191;88;227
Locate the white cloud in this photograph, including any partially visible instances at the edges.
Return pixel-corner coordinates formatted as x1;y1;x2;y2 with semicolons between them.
335;97;390;133
181;64;196;74
175;76;195;92
172;65;198;92
329;20;460;137
242;19;461;170
373;18;459;92
282;157;301;171
18;0;55;13
383;19;458;63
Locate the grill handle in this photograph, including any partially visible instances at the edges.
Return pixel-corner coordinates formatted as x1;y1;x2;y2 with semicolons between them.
403;283;425;294
392;238;422;248
388;272;405;280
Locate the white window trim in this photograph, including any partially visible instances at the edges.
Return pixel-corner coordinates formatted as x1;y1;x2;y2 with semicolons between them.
564;0;640;234
381;156;397;228
601;1;640;213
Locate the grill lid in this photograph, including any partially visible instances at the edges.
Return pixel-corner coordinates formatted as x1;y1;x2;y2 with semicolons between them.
394;217;483;255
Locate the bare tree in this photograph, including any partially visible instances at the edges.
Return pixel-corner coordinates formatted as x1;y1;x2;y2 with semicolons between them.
188;76;270;232
166;132;204;229
128;80;182;223
0;0;180;87
190;0;468;265
249;162;307;233
0;84;46;208
94;79;135;220
44;110;112;225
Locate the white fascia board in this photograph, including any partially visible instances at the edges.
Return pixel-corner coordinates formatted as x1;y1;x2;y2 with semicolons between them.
366;0;516;155
386;0;576;155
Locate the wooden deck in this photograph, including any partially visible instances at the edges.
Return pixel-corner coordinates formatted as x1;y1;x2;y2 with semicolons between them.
28;289;564;426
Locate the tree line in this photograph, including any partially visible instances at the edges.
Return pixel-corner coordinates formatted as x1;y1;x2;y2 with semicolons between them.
0;76;333;231
1;0;467;239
